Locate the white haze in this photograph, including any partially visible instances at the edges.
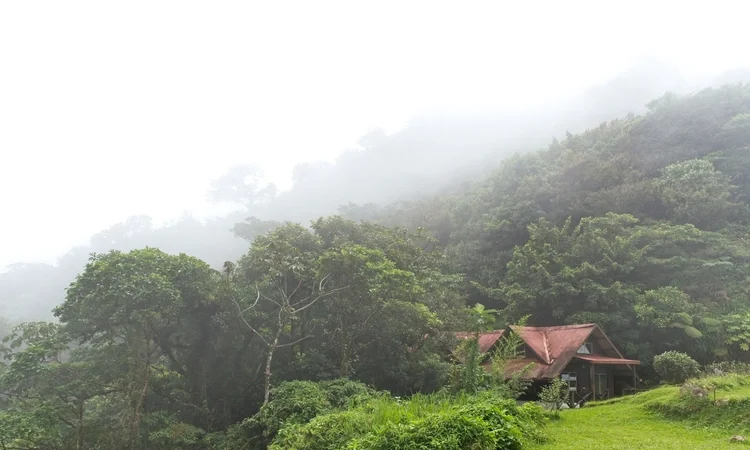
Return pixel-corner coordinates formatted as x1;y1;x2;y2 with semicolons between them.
1;0;749;269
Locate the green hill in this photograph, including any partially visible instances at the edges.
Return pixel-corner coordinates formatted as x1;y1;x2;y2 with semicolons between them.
533;374;750;449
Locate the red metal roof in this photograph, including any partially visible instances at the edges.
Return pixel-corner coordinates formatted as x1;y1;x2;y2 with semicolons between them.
505;324;598;378
454;330;505;353
454;324;640;380
511;324;596;363
473;323;640;380
493;358;549;379
575;354;640;365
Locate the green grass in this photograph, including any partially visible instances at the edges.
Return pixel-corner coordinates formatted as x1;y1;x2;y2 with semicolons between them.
530;374;750;449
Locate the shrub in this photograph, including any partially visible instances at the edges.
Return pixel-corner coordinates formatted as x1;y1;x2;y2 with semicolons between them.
250;380;330;440
270;410;372;450
270;392;546;450
222;379;376;449
514;402;549;444
653;351;700;384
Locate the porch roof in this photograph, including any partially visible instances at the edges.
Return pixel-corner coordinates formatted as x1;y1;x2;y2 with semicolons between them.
574;354;640;365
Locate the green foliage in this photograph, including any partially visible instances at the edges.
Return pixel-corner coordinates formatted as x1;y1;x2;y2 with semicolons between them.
346;402;522;450
467;303;499;333
252;381;331;439
145;412;206;450
450;313;532;398
451;337;488;394
653;351;701;384
269;392;545;450
471;210;747;362
655;159;739;230
722;313;750;352
221;379;376;449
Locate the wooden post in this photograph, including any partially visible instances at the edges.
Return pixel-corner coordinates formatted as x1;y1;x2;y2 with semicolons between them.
590;363;596;401
632;366;637;393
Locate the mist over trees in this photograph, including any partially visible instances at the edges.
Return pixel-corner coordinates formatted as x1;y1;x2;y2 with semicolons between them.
0;59;721;322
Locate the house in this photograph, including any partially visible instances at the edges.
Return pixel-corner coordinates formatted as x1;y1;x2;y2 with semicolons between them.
455;324;640;402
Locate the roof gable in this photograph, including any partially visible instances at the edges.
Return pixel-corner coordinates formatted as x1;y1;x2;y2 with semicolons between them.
506;323;637;379
509;323;596;365
454;330;505;353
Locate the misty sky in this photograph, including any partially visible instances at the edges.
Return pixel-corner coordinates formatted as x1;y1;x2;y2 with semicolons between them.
2;0;749;269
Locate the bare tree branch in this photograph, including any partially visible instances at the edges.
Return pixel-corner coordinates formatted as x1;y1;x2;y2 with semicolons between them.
277;334;314;348
231;294;269;347
238;287;261;314
287;279;303;302
291;285;349;311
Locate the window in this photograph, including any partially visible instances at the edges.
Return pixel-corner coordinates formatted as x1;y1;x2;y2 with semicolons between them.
577;342;593;354
561;372;577;391
595;373;607;395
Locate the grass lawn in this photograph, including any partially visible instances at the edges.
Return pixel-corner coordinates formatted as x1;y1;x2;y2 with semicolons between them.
531;404;740;449
530;376;750;449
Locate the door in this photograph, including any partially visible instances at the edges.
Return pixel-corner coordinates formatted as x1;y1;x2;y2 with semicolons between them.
595;373;608;398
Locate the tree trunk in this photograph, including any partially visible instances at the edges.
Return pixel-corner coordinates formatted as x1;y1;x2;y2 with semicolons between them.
130;353;151;450
263;328;283;406
129;367;150;450
76;399;84;450
339;338;349;378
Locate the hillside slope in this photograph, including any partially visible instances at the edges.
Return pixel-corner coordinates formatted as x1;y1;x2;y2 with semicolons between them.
533;374;750;449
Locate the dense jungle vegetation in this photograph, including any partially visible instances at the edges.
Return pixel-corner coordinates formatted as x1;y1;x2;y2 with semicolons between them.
1;84;750;448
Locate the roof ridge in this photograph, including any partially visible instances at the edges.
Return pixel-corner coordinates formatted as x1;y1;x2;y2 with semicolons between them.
454;329;504;336
512;323;596;330
542;330;551;364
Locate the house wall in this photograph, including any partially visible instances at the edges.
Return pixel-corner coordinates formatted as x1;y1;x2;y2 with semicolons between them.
523;340;600;359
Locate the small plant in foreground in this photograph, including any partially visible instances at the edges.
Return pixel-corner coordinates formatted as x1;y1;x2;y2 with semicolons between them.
539;377;568;417
704;361;750;376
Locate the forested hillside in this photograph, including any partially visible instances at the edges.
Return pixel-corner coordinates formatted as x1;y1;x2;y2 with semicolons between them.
366;84;750;365
1;83;750;449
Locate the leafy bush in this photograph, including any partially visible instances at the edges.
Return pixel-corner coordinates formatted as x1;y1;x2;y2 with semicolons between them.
251;381;331;439
270;410;371;450
653;351;701;384
219;379;376;449
269;392;546;450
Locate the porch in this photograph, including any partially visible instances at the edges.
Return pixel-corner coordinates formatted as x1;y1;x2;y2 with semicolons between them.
562;355;641;403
